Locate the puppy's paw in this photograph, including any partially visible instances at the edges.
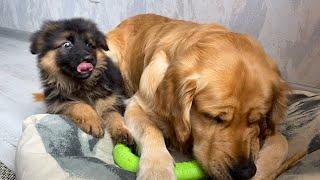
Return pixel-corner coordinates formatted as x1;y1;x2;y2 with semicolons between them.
138;151;175;180
78;118;105;138
111;126;134;146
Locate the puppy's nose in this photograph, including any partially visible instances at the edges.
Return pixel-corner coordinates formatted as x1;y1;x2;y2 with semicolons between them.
230;161;256;180
83;55;94;62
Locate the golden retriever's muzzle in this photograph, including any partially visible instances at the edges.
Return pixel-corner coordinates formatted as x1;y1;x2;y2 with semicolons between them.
229;157;257;179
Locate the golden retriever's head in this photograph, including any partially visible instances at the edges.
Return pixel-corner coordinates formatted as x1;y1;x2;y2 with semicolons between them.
166;32;288;179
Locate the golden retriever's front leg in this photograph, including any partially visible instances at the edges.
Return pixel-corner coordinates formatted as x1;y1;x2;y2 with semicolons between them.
252;132;288;180
125;98;175;180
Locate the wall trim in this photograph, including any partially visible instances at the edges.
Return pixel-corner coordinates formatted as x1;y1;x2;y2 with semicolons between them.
0;27;31;42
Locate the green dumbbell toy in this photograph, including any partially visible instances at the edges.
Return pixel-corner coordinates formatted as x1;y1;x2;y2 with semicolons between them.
113;143;205;180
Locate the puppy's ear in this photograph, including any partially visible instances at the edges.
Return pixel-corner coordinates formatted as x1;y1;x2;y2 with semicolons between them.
95;31;109;51
30;31;43;54
172;78;198;144
30;20;59;54
30;21;53;54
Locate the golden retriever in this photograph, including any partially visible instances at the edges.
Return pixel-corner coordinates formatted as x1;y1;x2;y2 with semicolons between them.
106;14;288;179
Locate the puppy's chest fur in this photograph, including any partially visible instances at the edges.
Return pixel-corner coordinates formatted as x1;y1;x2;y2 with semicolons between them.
40;58;126;113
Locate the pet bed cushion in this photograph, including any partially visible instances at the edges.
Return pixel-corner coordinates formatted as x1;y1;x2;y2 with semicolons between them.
15;114;135;180
15;90;320;179
278;90;320;179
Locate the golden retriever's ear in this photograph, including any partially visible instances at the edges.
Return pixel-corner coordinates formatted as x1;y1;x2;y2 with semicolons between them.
265;78;288;136
172;79;198;144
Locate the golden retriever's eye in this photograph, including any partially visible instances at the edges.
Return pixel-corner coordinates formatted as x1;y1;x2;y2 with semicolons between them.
204;113;223;124
212;116;223;123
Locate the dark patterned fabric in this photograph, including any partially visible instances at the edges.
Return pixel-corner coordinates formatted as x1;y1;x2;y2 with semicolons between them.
278;90;320;179
0;161;16;180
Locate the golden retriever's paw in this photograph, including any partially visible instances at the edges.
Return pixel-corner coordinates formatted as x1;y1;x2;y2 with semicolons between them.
78;118;105;138
111;126;134;146
137;151;175;180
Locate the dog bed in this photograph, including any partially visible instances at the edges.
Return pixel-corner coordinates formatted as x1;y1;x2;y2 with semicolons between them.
15;114;135;180
15;90;320;180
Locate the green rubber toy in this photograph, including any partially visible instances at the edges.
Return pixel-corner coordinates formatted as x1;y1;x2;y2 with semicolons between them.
113;144;205;180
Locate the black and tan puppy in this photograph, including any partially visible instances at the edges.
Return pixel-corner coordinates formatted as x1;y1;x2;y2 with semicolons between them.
30;18;133;144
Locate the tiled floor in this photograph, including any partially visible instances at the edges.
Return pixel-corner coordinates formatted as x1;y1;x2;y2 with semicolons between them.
0;34;45;171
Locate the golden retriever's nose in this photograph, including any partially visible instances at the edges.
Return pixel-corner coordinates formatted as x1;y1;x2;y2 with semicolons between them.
230;161;256;180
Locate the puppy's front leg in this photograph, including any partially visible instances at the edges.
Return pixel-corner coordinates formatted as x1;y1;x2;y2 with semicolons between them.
125;98;175;180
62;102;104;138
95;97;133;145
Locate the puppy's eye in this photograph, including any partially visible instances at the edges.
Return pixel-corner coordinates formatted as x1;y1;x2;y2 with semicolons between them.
86;43;94;49
61;41;72;48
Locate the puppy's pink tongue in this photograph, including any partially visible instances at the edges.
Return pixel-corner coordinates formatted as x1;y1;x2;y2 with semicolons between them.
77;62;93;73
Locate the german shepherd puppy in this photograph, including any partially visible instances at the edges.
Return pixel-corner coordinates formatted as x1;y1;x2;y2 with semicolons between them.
30;18;133;145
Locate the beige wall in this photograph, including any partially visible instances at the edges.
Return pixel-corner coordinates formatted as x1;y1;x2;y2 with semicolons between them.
1;0;319;92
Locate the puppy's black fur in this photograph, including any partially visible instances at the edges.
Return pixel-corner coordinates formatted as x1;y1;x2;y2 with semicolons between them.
31;18;133;144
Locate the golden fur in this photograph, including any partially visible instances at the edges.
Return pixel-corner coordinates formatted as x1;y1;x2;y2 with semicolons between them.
106;14;289;179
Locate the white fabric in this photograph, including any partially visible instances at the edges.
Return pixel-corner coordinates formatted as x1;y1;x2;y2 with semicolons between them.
15;114;116;180
15;115;72;180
